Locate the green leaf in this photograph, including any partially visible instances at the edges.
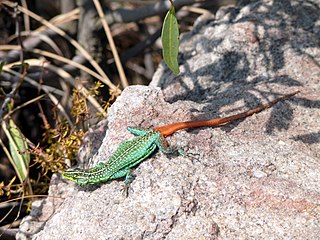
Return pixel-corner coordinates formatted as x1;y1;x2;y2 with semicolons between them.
161;3;180;75
4;120;30;182
0;61;4;73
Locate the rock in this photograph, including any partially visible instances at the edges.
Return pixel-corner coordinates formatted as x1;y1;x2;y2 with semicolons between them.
17;0;320;239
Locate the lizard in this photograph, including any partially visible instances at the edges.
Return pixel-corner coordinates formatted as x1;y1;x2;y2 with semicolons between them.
62;91;298;192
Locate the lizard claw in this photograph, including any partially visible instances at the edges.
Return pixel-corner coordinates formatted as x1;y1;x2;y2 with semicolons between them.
121;184;130;198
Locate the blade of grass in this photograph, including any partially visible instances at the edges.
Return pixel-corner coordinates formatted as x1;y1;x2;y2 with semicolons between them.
0;61;4;72
93;0;128;88
2;56;107;117
44;64;107;117
3;1;119;93
7;8;80;42
2;67;72;125
1;120;29;183
3;94;46;120
0;45;112;85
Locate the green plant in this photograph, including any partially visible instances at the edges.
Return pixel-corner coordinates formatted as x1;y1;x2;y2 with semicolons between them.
162;0;180;75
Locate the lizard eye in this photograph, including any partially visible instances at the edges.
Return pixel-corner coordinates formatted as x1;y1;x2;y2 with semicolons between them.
62;168;82;179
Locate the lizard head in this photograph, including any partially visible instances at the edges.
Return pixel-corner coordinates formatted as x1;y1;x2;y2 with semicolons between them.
62;168;90;185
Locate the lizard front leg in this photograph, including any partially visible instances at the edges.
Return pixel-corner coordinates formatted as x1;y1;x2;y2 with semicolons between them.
127;127;149;136
109;168;135;197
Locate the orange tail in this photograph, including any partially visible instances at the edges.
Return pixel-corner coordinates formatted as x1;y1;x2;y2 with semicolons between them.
153;91;299;137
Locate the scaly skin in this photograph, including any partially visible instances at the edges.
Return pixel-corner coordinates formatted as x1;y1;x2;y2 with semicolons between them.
62;129;162;186
62;91;299;189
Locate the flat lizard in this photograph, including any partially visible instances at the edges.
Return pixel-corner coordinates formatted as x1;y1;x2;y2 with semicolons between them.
62;91;298;191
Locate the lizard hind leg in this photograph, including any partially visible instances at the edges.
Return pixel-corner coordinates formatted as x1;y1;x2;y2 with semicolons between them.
156;136;177;154
155;136;187;156
156;136;199;160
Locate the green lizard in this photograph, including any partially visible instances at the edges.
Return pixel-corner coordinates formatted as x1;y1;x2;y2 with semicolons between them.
62;91;298;191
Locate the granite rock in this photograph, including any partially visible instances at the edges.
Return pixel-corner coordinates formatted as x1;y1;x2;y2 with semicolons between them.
17;0;320;239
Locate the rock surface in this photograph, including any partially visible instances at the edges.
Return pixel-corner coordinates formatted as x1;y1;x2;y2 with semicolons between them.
18;0;320;239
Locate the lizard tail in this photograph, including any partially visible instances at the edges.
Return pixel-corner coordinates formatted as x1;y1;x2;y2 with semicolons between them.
153;91;299;137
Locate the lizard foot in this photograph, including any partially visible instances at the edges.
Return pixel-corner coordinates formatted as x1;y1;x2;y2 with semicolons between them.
120;169;135;197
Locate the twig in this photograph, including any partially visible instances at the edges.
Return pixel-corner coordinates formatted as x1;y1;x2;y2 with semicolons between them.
13;3;25;67
0;3;28;123
2;94;46;121
20;0;30;33
0;64;28;124
1;67;73;125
